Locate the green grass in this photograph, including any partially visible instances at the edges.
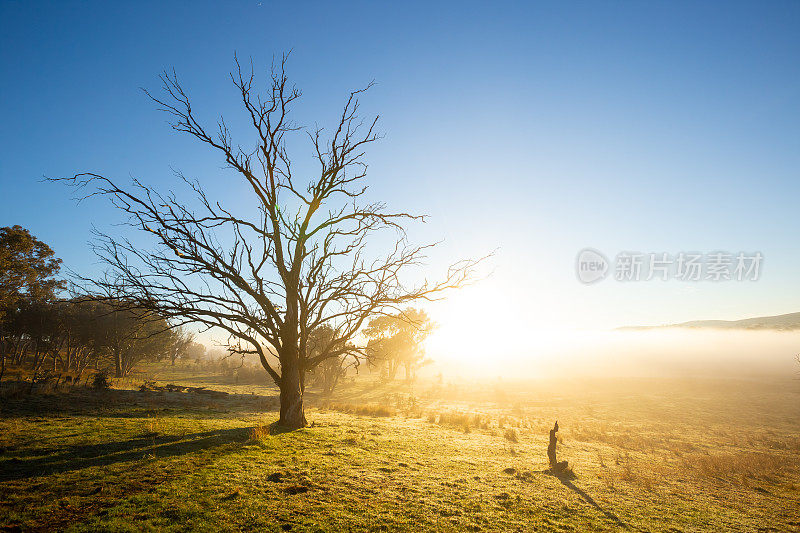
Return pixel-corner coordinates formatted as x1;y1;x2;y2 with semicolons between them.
1;369;799;531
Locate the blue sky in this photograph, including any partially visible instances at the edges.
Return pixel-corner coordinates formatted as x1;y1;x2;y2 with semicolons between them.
1;1;799;337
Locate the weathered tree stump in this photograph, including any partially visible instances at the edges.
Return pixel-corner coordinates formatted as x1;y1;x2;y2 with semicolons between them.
548;420;569;473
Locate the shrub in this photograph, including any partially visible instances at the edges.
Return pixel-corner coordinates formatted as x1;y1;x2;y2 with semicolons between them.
92;371;111;390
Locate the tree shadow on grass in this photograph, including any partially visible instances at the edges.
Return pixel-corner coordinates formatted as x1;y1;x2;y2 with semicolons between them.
546;469;629;530
0;384;279;420
0;427;250;482
306;380;413;405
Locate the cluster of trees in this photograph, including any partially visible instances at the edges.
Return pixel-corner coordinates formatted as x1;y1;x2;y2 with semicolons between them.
304;309;435;393
0;226;204;385
364;309;434;381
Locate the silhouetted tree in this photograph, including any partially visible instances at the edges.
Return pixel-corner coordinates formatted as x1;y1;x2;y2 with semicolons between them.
364;308;434;381
94;303;172;378
55;55;480;428
59;297;108;379
184;340;207;362
308;324;355;394
167;327;193;366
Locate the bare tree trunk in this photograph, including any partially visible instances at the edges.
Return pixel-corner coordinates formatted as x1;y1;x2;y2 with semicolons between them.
28;356;45;394
114;348;123;378
278;349;307;429
31;342;42;371
11;340;22;365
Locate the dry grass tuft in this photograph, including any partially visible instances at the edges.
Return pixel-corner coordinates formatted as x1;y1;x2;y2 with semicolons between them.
504;428;519;443
324;402;396;417
434;411;489;433
0;381;28;399
248;425;271;442
686;451;790;479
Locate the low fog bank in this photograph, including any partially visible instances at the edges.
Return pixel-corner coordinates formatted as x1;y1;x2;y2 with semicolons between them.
430;329;800;380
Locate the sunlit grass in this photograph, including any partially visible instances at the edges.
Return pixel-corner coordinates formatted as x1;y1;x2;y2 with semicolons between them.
0;368;798;531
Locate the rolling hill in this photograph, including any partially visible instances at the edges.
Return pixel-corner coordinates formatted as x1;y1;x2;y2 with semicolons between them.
619;311;800;331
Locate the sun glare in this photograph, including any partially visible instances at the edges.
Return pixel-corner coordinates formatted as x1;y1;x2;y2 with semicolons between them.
425;282;566;371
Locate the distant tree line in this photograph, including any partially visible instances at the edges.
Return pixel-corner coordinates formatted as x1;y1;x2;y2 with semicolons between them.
0;226;203;386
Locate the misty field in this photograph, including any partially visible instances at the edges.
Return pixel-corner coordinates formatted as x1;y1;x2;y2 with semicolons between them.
1;369;799;532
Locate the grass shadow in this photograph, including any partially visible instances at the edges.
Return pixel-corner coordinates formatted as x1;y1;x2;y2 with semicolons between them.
546;469;629;529
0;427;249;482
0;385;279;420
309;379;414;405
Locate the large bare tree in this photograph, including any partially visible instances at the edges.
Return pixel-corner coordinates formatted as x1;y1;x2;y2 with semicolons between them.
56;55;480;428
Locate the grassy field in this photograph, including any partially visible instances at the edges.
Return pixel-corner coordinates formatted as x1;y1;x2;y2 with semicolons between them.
1;366;799;531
